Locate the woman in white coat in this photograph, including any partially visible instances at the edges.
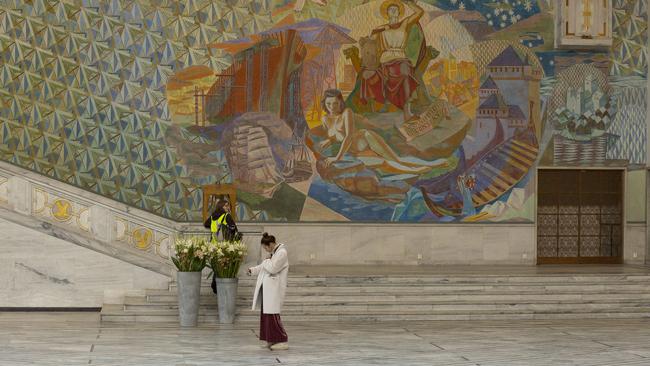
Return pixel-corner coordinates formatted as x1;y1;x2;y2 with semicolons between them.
247;233;289;350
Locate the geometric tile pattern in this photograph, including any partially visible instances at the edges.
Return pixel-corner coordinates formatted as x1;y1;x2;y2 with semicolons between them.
610;0;648;76
0;0;274;222
606;87;647;164
0;0;645;223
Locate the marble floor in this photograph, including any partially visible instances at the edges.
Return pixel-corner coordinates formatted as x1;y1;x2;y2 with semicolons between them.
2;313;650;365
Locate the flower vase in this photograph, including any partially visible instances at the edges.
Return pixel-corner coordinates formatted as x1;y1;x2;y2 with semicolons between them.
215;277;238;324
177;271;202;327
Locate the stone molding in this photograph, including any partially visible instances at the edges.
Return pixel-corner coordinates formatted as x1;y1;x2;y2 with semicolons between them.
0;161;197;275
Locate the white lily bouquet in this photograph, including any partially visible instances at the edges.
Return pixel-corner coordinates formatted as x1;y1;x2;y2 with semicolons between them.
172;236;208;272
207;240;248;278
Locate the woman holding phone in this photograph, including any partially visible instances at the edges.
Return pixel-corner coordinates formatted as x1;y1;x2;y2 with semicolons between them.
248;233;289;351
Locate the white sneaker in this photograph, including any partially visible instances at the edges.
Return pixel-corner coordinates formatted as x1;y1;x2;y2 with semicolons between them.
261;342;272;349
270;342;289;351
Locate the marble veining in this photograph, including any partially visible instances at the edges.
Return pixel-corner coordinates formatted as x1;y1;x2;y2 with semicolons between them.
1;313;650;365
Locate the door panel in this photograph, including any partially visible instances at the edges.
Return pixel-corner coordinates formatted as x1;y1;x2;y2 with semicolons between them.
537;169;623;264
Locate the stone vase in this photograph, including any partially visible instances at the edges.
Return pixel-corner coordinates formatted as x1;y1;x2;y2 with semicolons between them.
215;277;238;324
177;271;202;327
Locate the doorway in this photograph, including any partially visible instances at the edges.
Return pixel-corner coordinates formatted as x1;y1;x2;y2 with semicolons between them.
537;169;623;264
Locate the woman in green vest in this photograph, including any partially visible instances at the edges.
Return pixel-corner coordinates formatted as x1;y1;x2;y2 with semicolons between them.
204;199;240;294
204;199;240;243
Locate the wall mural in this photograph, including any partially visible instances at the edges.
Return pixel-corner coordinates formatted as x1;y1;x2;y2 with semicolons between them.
0;0;646;222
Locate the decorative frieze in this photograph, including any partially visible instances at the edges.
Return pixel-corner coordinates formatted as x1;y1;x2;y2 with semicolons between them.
114;217;172;260
32;188;90;233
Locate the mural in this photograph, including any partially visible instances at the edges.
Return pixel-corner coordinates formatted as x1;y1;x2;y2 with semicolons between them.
0;0;646;222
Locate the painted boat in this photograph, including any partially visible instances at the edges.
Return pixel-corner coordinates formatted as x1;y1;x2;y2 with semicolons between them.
421;130;539;218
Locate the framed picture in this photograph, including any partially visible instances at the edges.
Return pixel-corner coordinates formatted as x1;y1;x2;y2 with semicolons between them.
202;184;237;222
555;0;613;48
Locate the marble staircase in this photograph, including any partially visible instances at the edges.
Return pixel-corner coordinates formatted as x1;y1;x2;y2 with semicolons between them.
101;269;650;323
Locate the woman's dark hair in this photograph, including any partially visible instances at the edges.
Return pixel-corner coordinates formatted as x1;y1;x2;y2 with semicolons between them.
261;232;276;246
216;199;228;211
321;89;345;115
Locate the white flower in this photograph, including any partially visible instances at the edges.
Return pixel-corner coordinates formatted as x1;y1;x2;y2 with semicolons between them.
183;248;188;253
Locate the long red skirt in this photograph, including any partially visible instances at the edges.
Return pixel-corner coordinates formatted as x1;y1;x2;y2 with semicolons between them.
259;288;288;343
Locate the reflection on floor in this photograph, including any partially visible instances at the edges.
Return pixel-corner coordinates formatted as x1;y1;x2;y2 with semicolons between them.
1;313;650;365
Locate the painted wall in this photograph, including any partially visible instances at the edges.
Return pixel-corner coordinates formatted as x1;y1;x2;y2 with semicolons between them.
0;0;646;223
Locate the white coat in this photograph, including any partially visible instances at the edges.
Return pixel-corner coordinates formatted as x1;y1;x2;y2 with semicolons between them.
250;244;289;314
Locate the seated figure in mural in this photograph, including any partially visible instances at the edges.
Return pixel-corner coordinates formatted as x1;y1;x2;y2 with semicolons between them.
317;89;448;175
345;0;432;122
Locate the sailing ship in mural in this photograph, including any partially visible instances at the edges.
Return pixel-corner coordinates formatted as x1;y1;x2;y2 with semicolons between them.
282;133;313;183
0;0;644;222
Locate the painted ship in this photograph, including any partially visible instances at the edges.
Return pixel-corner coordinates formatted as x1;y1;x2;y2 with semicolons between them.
420;128;538;218
282;133;313;183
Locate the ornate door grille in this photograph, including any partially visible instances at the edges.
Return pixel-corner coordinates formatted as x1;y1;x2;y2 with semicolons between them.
537;169;623;264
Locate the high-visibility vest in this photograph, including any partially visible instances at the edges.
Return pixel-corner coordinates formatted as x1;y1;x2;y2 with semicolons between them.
210;213;228;233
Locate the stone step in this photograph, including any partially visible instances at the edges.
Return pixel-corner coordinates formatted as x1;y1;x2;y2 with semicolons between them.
100;304;218;324
136;293;650;306
234;311;650;322
110;301;650;316
102;311;650;323
101;305;650;322
162;283;650;295
122;300;650;314
289;302;650;313
101;314;220;324
104;304;218;316
105;272;650;323
235;305;650;317
172;275;650;287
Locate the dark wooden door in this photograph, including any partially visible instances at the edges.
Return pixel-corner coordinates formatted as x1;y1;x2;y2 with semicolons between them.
537;169;623;264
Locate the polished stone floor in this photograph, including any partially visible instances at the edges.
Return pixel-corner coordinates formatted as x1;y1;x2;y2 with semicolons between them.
2;313;650;365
